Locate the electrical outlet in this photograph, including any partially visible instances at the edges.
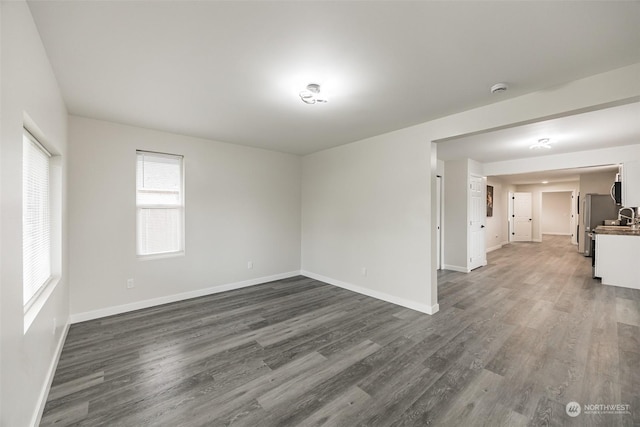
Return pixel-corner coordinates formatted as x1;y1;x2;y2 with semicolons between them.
361;267;367;276
126;278;134;289
247;261;253;269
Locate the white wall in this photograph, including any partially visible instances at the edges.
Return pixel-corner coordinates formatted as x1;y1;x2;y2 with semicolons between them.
486;177;512;251
68;116;302;319
0;1;70;425
514;182;579;242
542;192;572;235
579;170;617;196
443;160;469;270
301;127;435;313
302;63;640;315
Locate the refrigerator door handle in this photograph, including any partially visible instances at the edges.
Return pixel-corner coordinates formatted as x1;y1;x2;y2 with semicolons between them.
610;183;616;203
584;199;590;231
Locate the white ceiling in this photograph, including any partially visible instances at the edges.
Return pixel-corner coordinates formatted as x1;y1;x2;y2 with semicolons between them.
436;102;640;163
28;1;640;155
495;165;620;186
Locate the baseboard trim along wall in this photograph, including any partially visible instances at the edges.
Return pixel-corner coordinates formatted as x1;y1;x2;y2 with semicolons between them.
487;244;503;253
32;318;71;427
70;271;301;323
301;270;439;315
442;264;471;273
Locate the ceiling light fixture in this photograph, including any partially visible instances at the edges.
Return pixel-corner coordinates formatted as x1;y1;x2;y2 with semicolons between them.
542;181;549;184
529;138;552;150
299;83;328;104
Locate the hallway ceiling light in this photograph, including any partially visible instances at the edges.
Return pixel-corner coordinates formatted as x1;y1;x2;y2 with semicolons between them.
299;83;328;105
529;138;552;150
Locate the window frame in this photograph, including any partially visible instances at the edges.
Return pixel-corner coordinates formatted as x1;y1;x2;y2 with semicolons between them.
22;129;53;311
135;150;185;259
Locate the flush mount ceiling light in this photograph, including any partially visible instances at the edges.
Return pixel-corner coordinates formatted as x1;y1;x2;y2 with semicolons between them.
529;138;553;150
299;83;328;104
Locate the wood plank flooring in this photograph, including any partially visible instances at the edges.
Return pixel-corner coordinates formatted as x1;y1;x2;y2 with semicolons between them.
41;236;640;426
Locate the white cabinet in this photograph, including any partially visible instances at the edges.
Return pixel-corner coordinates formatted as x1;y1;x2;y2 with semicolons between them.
622;160;640;207
595;233;640;290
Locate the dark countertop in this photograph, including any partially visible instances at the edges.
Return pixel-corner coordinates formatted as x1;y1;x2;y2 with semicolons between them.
594;225;640;236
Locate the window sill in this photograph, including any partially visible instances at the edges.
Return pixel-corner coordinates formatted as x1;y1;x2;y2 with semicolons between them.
24;276;60;334
137;251;185;261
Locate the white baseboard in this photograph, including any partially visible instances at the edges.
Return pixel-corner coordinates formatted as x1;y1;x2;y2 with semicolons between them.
301;270;439;315
533;238;543;243
542;232;571;236
442;264;471;273
32;317;70;427
486;244;503;253
70;271;301;323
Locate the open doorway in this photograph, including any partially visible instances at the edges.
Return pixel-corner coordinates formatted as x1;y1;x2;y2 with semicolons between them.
541;191;575;244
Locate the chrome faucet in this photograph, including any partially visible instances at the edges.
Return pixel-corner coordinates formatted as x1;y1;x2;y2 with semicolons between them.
618;207;636;225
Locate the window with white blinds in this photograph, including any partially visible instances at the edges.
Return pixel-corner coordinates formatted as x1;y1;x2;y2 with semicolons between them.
23;130;52;306
136;151;184;256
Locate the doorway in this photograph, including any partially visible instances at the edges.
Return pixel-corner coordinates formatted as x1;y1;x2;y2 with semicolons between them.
541;191;574;242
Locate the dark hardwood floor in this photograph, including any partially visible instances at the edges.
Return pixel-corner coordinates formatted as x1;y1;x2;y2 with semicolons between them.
41;235;640;426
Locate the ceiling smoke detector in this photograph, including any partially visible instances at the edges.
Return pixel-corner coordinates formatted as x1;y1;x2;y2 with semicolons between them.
299;83;328;104
490;83;508;94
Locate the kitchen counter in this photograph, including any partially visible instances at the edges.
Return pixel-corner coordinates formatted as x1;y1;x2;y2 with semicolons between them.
593;225;640;236
594;229;640;290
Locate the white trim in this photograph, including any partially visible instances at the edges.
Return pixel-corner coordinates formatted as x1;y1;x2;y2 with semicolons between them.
486;244;503;253
301;270;439;315
24;276;60;334
541;232;572;236
31;317;70;427
137;250;185;261
443;264;471;273
533;238;543;243
70;271;301;323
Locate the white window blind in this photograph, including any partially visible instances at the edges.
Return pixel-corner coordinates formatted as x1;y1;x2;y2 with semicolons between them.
23;130;52;306
136;151;184;256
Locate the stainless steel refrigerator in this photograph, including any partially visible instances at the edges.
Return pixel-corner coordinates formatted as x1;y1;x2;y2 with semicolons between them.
582;193;619;256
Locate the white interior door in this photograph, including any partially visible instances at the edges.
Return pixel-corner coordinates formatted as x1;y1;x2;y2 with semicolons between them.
436;175;442;270
469;175;486;270
513;192;532;242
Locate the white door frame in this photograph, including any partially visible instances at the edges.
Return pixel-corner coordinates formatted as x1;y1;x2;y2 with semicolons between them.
571;190;578;245
436;175;443;270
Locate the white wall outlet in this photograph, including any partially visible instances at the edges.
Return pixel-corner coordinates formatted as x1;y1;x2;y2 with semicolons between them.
126;278;134;289
247;261;253;269
361;267;367;276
